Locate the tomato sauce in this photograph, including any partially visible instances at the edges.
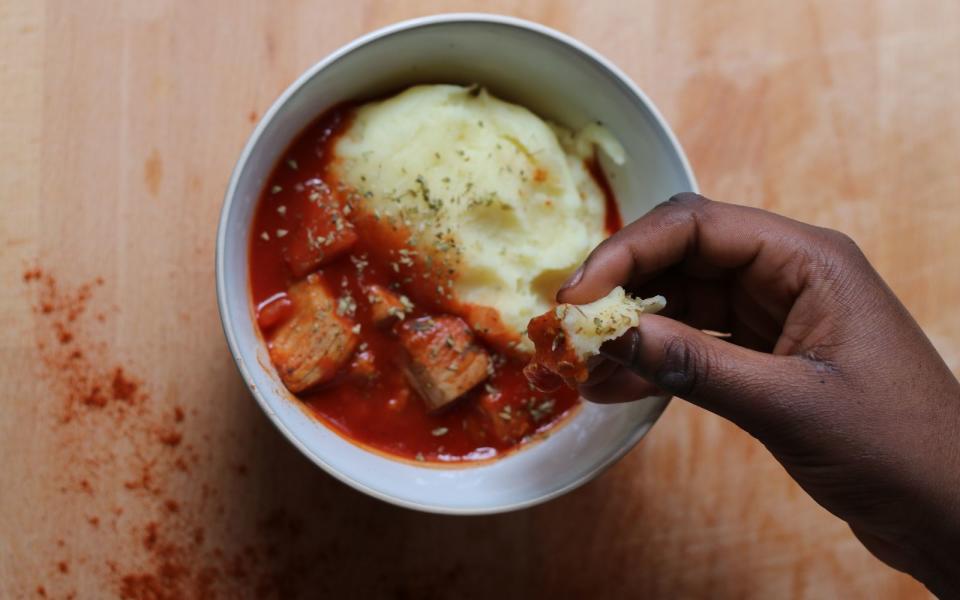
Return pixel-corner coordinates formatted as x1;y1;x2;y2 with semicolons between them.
587;156;623;234
524;309;586;391
248;104;622;464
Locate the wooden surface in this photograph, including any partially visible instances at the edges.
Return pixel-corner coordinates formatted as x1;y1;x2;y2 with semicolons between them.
2;1;957;598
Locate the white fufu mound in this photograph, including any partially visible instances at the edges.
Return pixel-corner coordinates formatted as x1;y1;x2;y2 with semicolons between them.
332;85;624;352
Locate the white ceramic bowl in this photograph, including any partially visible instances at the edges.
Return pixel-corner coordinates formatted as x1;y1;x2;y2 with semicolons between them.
217;13;697;514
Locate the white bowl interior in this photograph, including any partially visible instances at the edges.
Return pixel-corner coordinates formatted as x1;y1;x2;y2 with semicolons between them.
218;15;696;514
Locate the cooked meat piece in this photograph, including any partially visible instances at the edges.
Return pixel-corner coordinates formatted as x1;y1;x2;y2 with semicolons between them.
268;276;359;393
365;284;411;326
284;192;357;277
525;309;583;390
398;316;491;411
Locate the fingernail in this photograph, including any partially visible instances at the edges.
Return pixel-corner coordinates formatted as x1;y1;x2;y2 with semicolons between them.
559;265;584;292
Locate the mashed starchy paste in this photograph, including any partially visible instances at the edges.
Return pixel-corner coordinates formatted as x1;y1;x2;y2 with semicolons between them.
333;85;623;352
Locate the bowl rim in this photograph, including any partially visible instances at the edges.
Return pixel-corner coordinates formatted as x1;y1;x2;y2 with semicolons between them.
216;12;698;515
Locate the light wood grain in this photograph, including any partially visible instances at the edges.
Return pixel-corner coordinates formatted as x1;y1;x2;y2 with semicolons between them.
2;1;957;598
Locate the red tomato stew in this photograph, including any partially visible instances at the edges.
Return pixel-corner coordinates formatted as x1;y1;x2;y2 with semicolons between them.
248;104;622;464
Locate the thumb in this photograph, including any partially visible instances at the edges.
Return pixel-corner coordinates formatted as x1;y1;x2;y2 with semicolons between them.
602;314;817;434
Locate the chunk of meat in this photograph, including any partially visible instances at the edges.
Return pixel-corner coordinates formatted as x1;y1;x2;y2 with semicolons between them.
268;276;359;393
525;309;584;390
398;316;491;411
284;189;357;277
365;284;410;326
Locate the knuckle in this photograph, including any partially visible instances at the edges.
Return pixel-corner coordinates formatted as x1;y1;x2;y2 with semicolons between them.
666;192;709;209
653;192;710;215
652;193;712;230
817;227;863;257
804;227;870;279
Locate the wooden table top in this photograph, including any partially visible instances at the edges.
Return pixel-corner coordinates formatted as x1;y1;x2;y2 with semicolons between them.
2;1;956;598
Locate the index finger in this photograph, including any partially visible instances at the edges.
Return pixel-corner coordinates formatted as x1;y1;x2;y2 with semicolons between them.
556;193;811;305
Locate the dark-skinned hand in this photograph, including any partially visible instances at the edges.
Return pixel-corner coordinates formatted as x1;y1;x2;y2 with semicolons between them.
558;193;960;598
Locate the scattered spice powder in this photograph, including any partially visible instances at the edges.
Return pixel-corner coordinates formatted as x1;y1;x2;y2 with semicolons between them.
23;266;326;598
111;368;138;402
159;431;183;447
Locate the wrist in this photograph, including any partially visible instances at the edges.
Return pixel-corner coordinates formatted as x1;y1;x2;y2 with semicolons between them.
912;533;960;598
911;426;960;598
914;383;960;597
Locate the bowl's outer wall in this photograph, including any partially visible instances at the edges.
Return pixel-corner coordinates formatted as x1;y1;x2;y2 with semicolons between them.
217;15;697;514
